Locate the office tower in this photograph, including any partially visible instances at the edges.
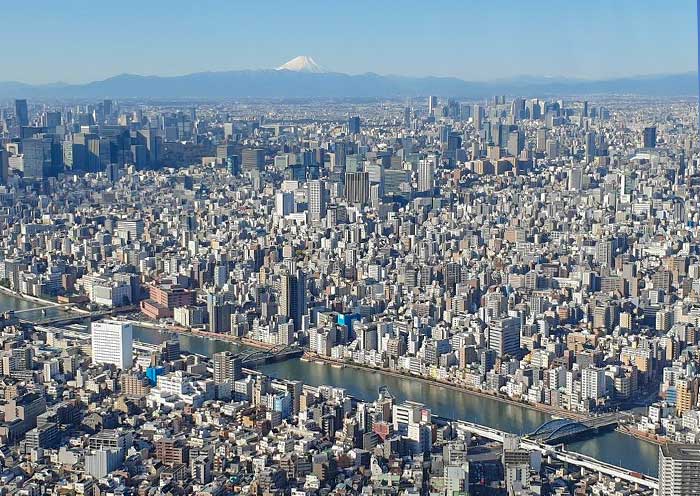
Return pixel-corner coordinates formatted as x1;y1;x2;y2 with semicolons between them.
91;320;133;369
308;179;327;222
439;124;451;145
207;293;232;333
403;106;411;128
659;443;700;496
61;140;74;170
137;128;160;166
87;136;111;172
643;126;657;148
417;159;434;193
473;105;483;130
241;148;265;171
510;97;525;120
345;171;369;204
568;167;584;192
103;99;113;118
117;219;145;240
428;96;438;115
275;191;294;216
334;141;347;168
15;99;28;127
44;111;61;128
584;131;596;163
582;100;589;118
279;270;306;331
0;149;8;185
535;128;547;153
507;130;524;157
488;317;520;357
595;238;614;267
212;351;242;384
22;137;52;178
347;116;361;134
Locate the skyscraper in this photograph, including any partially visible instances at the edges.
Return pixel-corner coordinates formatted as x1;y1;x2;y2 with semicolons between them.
345;171;369;204
0;149;8;185
15;99;28;127
428;96;438;116
507;130;525;157
279;270;306;331
207;293;232;333
417;159;434;193
347;116;361;134
308;179;327;222
643;126;657;149
91;320;133;369
584;131;596;163
22;137;52;179
659;443;700;496
242;148;265;171
403;107;412;128
213;351;242;384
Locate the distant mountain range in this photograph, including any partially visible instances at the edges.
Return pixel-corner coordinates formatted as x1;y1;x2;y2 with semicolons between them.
0;65;696;100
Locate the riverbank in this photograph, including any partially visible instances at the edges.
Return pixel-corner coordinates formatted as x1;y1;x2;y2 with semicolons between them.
304;353;668;445
125;319;276;351
0;284;62;306
0;285;92;315
133;320;593;422
301;351;593;422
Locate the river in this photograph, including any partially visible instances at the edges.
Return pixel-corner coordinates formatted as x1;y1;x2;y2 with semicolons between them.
0;292;660;476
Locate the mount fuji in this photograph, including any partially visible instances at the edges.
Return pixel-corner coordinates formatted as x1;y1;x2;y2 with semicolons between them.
276;56;327;74
0;57;695;99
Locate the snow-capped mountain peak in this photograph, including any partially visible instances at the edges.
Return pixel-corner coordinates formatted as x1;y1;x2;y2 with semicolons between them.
276;56;327;73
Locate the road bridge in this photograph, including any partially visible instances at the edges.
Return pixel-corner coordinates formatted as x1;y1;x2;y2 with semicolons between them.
526;414;620;444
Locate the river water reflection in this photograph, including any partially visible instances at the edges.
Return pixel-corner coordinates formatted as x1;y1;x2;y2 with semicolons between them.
131;324;660;476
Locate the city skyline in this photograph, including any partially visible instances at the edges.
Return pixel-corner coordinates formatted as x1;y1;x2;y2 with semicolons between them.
3;0;697;84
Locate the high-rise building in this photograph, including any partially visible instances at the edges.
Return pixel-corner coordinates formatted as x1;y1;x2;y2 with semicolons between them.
536;128;547;153
22;137;52;179
207;293;232;333
241;148;265;171
91;320;133;369
136;128;160;166
417;159;434;193
403;107;412;128
308;179;327;222
213;351;242;384
347;116;361;134
643;126;657;149
581;366;606;400
103;99;113;118
584;131;596;163
0;149;8;185
488;317;520;357
275;191;294;216
659;443;700;496
428;96;438;116
507;130;525;157
15;99;28;127
279;270;306;331
345;171;369;204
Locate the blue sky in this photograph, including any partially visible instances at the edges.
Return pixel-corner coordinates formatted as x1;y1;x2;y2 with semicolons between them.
4;0;697;83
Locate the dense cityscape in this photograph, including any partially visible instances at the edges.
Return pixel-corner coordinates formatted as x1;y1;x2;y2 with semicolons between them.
0;86;699;496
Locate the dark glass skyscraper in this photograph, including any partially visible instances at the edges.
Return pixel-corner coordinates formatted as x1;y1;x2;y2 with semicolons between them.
14;99;28;127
